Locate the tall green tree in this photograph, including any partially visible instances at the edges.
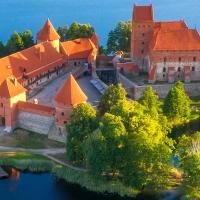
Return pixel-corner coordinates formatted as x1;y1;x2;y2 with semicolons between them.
6;31;24;54
21;30;34;48
122;113;174;190
57;26;69;41
140;87;160;118
176;132;200;198
98;84;127;115
67;22;95;40
84;113;127;179
0;41;7;57
107;21;131;54
66;103;97;165
163;81;191;124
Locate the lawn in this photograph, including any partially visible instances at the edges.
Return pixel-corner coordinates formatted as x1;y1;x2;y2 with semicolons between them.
0;129;65;149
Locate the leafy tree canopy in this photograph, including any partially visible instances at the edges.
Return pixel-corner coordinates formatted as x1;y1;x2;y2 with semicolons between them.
6;31;24;54
21;30;34;48
66;103;97;165
163;81;191;124
140;87;160;118
57;22;95;41
98;84;127;115
107;21;131;54
176;132;200;198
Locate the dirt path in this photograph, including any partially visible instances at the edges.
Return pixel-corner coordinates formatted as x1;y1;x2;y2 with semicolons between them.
0;146;86;172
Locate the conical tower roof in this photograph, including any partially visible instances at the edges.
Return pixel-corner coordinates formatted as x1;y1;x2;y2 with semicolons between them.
54;74;87;106
0;77;26;98
37;19;60;42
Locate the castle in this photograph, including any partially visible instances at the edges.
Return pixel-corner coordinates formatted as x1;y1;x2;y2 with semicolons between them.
0;19;98;140
117;4;200;84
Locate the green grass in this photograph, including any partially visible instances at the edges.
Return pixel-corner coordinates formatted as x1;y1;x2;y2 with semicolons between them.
0;152;53;172
0;129;65;149
53;165;139;198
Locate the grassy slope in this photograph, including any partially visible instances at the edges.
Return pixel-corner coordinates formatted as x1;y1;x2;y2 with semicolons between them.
0;129;65;149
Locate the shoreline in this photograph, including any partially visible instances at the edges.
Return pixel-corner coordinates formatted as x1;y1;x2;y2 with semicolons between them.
0;152;139;199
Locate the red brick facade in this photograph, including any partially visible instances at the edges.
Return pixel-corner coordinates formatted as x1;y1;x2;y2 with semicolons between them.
131;4;200;83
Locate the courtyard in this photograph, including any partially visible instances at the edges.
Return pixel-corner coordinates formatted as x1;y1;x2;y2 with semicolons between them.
29;74;101;107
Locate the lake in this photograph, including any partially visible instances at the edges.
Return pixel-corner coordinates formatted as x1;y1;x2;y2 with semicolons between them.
0;0;199;45
0;169;159;200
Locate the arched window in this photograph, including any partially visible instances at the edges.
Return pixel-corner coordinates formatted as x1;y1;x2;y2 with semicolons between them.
163;67;166;72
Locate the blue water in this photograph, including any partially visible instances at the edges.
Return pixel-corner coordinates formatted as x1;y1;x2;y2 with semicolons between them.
0;172;137;200
0;0;199;45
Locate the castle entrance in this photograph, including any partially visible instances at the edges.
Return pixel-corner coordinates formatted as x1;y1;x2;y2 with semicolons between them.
0;117;5;126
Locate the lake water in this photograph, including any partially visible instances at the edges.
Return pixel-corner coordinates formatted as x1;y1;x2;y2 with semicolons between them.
0;0;199;45
0;170;159;200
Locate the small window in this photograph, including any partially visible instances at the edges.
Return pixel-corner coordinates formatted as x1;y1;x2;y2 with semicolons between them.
193;57;196;62
178;67;181;72
141;50;144;54
142;41;145;45
61;112;64;116
164;57;167;63
1;103;3;107
179;57;181;62
74;62;77;66
163;67;166;72
142;33;145;37
192;66;195;71
163;74;166;78
64;121;67;124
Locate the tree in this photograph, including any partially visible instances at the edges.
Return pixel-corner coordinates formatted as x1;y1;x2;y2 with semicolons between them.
122;113;174;190
67;22;95;40
66;103;97;165
176;132;200;198
163;81;191;124
140;87;160;118
98;84;127;115
6;31;24;54
85;113;127;179
57;26;69;42
107;21;131;54
99;45;107;55
21;30;34;48
0;41;7;57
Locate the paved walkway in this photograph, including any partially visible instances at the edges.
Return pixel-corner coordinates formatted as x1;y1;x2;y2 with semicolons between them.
29;74;101;106
0;146;65;155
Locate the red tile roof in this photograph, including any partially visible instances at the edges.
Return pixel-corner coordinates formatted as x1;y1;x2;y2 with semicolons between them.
37;19;60;42
17;101;55;115
154;21;188;31
0;77;26;98
54;74;87;106
61;38;97;60
0;41;64;84
150;29;200;51
133;4;154;22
